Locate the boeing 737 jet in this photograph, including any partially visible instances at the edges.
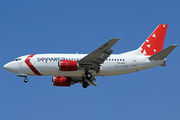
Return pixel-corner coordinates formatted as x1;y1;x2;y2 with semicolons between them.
3;24;177;88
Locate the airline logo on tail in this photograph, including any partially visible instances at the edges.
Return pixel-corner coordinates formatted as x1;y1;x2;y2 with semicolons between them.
140;24;168;56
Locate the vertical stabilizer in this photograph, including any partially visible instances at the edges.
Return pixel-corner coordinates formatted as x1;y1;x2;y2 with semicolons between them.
139;24;168;56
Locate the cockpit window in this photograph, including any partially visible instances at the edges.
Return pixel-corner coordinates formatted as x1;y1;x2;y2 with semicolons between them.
13;58;22;61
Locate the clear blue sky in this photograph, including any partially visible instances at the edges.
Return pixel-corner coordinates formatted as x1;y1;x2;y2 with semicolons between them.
1;1;180;120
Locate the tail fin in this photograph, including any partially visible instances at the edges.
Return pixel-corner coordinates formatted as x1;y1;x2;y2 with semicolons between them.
139;24;168;56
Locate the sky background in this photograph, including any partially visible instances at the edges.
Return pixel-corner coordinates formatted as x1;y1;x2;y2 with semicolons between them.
0;0;180;120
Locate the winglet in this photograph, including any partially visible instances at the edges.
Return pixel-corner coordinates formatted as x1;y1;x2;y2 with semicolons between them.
149;44;178;60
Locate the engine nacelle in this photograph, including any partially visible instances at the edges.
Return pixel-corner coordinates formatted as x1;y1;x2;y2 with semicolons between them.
58;60;79;71
52;76;71;86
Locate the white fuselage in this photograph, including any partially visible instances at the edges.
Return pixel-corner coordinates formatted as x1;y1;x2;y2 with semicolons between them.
4;53;164;77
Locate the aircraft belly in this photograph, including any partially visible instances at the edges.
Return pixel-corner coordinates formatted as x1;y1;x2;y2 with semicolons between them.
60;70;85;77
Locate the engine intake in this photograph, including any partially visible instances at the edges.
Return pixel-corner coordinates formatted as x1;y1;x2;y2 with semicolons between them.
52;76;71;86
58;60;79;71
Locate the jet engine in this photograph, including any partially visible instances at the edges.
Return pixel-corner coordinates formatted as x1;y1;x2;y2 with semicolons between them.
58;60;79;71
52;76;71;86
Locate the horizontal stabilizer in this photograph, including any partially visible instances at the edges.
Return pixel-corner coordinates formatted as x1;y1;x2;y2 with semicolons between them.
149;45;178;60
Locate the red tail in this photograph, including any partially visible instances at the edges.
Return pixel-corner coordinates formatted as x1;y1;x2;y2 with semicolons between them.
140;24;168;56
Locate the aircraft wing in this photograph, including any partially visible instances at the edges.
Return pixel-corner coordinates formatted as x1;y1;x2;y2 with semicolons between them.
79;38;120;65
79;38;120;73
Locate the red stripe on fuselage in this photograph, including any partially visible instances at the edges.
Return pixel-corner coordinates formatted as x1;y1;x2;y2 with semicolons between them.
25;54;42;75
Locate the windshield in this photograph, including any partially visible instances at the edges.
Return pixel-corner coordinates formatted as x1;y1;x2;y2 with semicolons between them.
13;58;22;61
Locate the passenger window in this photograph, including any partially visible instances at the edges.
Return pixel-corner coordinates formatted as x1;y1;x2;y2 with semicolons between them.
61;57;65;60
109;59;111;61
117;59;119;61
114;59;116;61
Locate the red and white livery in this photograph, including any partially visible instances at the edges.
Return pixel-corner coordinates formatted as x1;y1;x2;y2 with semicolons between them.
4;24;177;88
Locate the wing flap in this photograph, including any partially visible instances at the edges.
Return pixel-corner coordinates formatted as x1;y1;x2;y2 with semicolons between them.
87;80;100;86
71;76;99;86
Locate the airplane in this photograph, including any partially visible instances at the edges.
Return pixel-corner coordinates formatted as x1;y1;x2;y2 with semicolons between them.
3;24;178;88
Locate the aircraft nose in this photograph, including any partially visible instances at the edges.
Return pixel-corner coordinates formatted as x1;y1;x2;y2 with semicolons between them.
3;62;16;72
4;62;11;71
